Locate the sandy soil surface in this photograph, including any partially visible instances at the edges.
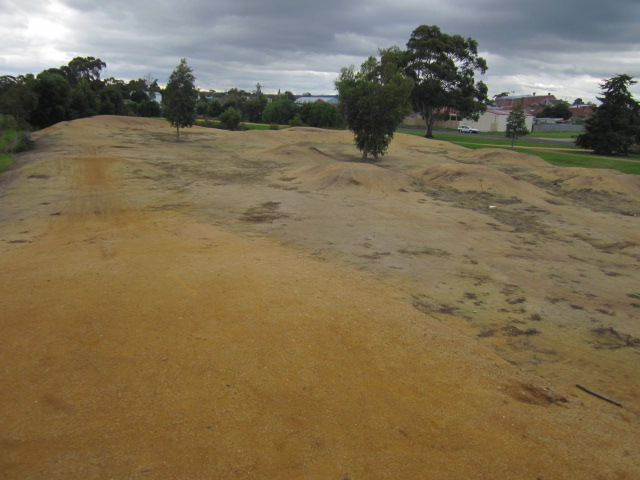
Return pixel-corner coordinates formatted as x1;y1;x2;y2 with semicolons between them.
1;116;639;479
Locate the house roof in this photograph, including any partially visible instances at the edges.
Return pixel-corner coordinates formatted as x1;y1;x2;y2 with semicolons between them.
485;108;534;116
485;108;511;115
495;95;558;108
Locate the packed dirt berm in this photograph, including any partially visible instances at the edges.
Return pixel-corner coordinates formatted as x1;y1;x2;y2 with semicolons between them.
1;116;639;479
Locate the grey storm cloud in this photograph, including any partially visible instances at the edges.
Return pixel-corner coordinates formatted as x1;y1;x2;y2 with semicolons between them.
1;0;639;101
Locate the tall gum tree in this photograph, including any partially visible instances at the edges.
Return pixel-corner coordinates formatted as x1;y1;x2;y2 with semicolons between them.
405;25;488;138
163;58;198;142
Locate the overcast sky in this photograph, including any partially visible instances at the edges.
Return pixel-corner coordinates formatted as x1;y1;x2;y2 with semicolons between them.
2;0;639;103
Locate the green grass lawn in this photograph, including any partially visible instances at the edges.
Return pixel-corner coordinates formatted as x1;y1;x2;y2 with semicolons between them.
243;122;290;130
397;128;640;175
0;153;11;171
523;149;640;174
1;119;36;172
528;131;581;139
0;127;17;149
0;127;17;172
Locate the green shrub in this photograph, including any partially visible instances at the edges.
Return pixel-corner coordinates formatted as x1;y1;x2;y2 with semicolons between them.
219;107;242;131
0;114;17;130
0;153;11;171
263;99;298;125
288;114;304;127
12;132;35;153
306;101;345;128
0;115;35;157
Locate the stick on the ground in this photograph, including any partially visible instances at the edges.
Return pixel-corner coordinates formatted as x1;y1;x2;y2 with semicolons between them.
576;384;623;407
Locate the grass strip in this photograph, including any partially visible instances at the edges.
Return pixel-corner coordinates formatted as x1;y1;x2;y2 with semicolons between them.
0;153;12;171
397;129;640;175
0;128;16;172
0;127;17;150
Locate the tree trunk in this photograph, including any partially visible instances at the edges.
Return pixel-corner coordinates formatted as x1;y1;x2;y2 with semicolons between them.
421;107;435;139
425;123;434;139
176;126;180;142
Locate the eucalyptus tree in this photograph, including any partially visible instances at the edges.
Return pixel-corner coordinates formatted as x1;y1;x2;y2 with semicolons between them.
404;24;488;138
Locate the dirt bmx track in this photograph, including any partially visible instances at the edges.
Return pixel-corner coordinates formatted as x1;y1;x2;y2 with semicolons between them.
1;116;639;478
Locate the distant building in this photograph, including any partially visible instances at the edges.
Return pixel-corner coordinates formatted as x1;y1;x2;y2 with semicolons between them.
568;104;595;119
404;109;534;133
458;109;535;133
495;94;559;116
535;117;566;125
295;96;339;104
404;93;588;133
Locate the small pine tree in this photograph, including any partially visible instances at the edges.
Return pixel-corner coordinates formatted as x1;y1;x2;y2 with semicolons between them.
163;58;198;141
505;103;529;147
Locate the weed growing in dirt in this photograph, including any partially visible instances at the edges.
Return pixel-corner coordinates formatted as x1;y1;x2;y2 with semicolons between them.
589;327;640;349
241;201;289;223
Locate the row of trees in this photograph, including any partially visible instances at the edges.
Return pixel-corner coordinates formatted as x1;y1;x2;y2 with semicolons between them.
0;55;347;138
537;102;573;120
0;57;163;130
335;24;488;160
4;45;636;157
196;89;290;123
334;24;639;159
194;93;345;129
163;58;347;139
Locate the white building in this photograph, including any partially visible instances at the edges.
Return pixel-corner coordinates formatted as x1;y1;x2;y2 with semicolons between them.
460;109;535;133
404;109;534;133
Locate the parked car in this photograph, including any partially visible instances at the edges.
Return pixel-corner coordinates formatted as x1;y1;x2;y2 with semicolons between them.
458;125;479;133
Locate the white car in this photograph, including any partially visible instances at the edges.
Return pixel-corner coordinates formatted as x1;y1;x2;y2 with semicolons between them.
458;125;479;133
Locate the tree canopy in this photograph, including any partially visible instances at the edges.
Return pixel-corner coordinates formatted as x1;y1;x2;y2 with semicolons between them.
29;71;71;129
162;58;199;141
0;57;167;129
404;25;488;138
262;98;298;125
219;107;242;131
335;54;413;161
60;56;106;89
576;74;640;156
304;101;345;128
537;101;572;120
244;94;268;123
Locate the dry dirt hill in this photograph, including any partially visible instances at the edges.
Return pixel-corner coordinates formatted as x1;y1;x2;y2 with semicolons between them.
1;116;639;479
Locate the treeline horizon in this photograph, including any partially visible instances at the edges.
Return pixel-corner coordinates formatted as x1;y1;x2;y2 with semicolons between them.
0;56;347;131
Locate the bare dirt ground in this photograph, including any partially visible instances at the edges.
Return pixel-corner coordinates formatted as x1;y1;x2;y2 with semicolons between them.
1;116;639;479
